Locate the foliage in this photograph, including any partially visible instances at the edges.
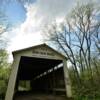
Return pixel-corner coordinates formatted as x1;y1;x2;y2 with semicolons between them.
0;50;9;68
0;50;11;100
69;62;100;100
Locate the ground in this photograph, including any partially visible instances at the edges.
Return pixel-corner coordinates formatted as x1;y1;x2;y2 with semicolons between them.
14;92;67;100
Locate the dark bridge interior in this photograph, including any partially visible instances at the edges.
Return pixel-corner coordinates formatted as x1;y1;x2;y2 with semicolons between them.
14;56;66;100
18;56;62;80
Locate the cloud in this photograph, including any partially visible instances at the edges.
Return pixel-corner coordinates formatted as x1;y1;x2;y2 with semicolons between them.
35;0;75;18
21;0;76;35
7;26;43;52
7;0;100;53
7;0;76;52
26;0;76;23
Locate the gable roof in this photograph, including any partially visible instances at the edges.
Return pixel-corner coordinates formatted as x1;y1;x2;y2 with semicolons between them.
12;43;67;60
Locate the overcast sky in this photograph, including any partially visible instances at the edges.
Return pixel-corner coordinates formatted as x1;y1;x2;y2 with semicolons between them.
1;0;99;54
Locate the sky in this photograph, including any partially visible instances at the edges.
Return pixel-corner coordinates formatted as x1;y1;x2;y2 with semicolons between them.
3;0;76;52
0;0;99;61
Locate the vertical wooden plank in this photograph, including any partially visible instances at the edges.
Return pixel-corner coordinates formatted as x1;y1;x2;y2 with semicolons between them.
63;60;72;98
5;56;20;100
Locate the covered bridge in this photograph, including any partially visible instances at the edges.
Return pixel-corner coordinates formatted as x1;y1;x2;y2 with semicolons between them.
5;44;72;100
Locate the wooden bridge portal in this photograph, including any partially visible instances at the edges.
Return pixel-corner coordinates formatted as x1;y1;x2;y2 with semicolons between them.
5;44;72;100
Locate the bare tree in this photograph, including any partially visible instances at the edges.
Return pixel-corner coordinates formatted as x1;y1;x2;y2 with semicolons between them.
0;10;10;49
43;3;100;86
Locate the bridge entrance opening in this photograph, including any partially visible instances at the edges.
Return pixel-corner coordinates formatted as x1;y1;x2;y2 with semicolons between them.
14;56;66;100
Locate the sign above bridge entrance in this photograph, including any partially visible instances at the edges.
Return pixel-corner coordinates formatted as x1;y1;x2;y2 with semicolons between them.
12;43;67;60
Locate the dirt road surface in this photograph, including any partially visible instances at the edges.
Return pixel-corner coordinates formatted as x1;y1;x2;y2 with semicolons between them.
14;93;67;100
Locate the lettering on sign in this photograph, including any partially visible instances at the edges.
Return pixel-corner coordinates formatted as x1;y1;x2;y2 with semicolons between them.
32;48;55;57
